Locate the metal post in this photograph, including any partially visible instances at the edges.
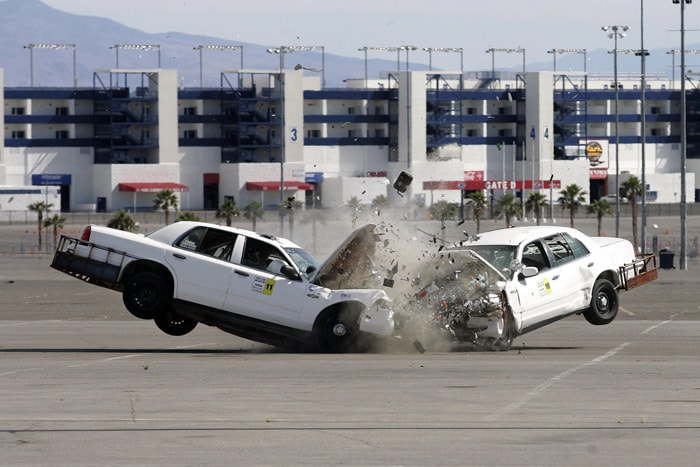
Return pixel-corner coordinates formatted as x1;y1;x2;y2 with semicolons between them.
603;26;629;237
641;0;648;253
614;36;621;238
679;0;689;270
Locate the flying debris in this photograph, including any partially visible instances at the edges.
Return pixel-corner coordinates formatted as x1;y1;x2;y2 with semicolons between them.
393;171;413;196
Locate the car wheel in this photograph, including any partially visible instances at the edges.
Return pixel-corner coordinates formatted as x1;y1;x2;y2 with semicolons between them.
479;304;515;352
492;308;515;351
122;271;171;320
313;306;360;353
154;307;198;336
583;279;619;325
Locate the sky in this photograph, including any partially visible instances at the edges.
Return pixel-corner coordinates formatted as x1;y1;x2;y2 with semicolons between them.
41;0;700;71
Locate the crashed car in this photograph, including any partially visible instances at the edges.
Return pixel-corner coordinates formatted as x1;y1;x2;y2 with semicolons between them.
51;221;394;352
388;225;657;351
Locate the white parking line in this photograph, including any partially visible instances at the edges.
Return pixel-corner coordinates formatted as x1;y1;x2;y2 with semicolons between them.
641;320;671;335
485;342;631;421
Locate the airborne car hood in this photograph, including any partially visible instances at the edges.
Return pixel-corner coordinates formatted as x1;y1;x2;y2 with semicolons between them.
310;224;378;290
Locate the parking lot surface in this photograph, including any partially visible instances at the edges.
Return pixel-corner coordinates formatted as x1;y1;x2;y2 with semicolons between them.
1;218;699;465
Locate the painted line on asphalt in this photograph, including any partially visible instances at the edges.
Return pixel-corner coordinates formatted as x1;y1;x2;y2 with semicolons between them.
485;342;631;421
640;320;671;335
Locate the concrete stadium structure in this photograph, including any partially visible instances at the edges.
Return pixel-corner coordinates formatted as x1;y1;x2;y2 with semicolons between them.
1;65;698;215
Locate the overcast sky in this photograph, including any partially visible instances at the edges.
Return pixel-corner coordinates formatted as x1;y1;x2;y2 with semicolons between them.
41;0;700;70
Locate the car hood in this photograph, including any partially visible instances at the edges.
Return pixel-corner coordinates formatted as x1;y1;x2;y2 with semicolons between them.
310;223;379;289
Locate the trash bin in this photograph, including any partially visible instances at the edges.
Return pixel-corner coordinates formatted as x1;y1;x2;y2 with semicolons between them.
658;248;675;269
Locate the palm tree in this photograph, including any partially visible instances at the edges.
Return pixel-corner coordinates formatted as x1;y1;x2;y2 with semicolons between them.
558;184;587;228
494;193;522;228
107;210;136;231
429;200;458;241
347;196;362;227
303;208;328;256
177;211;201;222
587;199;613;236
620;176;643;250
43;213;66;250
216;198;240;226
27;201;53;250
468;191;487;233
243;200;265;231
153;189;178;225
371;194;391;215
525;192;549;226
283;197;304;239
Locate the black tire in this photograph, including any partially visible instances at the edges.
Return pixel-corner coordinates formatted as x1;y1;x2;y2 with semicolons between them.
583;279;619;325
313;306;360;353
122;271;171;320
154;307;198;336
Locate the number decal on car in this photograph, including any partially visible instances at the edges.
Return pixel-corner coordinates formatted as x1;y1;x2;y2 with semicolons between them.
538;278;552;296
252;276;275;295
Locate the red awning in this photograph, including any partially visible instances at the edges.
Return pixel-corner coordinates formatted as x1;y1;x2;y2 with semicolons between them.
118;182;189;193
246;181;315;191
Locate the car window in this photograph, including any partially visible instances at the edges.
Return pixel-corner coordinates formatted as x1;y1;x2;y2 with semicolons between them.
175;226;207;251
561;232;590;258
175;227;238;261
521;241;549;272
242;237;285;272
543;234;576;266
465;245;516;274
198;229;238;261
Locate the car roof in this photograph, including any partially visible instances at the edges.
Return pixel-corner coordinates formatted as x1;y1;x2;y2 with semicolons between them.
149;221;303;249
464;226;584;247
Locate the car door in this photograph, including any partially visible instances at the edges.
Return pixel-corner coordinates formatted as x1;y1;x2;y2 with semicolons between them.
165;226;238;310
511;239;569;331
224;236;306;328
547;232;595;311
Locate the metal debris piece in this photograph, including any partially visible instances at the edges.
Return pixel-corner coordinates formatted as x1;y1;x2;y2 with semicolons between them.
393;171;413;194
413;340;426;353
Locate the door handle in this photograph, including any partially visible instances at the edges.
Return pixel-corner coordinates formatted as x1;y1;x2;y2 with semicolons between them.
552;274;560;280
235;270;250;277
587;262;594;267
173;253;186;260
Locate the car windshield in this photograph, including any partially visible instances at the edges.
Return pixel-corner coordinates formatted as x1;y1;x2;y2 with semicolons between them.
464;245;517;276
285;247;320;280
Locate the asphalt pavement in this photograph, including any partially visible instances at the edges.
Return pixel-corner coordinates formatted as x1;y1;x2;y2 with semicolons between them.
1;215;699;465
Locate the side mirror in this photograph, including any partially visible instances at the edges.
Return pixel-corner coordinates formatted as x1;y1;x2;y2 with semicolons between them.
521;266;538;278
280;264;301;280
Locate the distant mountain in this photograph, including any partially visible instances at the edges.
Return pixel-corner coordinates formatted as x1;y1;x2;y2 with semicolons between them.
0;0;691;88
0;0;420;88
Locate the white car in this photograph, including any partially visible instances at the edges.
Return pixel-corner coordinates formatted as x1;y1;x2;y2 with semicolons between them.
395;226;657;351
602;194;629;204
51;221;394;352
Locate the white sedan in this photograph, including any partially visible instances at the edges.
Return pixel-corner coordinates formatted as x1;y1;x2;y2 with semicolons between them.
394;226;656;351
52;221;394;352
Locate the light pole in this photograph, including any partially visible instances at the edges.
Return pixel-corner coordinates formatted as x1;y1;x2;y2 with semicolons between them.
399;46;418;70
642;0;649;254
24;43;77;88
673;0;691;270
547;48;587;73
110;44;162;68
266;47;292;230
666;49;700;89
485;47;526;83
422;47;463;73
359;46;402;87
602;25;629;238
193;45;243;87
